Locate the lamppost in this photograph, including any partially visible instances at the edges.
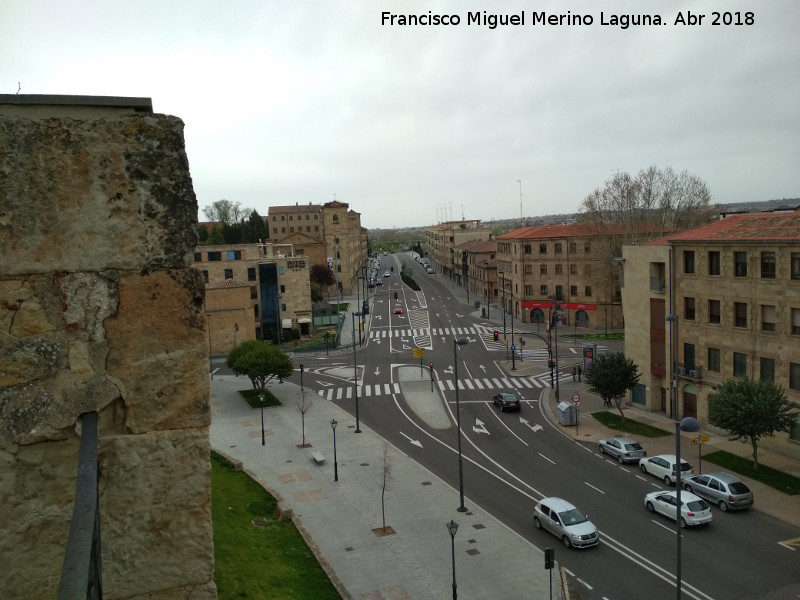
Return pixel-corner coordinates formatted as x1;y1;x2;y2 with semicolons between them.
547;295;562;400
276;294;283;345
352;311;362;433
666;314;679;419
259;392;266;446
500;271;506;339
330;419;339;481
446;520;459;600
454;337;469;512
510;297;516;370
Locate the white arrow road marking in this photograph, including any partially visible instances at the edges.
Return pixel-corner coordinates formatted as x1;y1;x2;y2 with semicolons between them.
400;432;423;448
441;336;446;343
317;381;334;387
519;416;543;432
374;367;381;376
479;365;486;372
401;338;408;343
443;366;454;375
473;419;489;435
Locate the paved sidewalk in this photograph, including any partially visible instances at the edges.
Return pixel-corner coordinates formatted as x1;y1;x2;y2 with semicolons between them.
210;375;562;600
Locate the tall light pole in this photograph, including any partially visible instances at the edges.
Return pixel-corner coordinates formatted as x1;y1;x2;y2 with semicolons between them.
259;391;266;446
276;294;283;345
454;337;469;512
352;311;362;433
500;271;506;339
547;295;561;400
517;179;523;222
330;419;339;481
446;520;459;600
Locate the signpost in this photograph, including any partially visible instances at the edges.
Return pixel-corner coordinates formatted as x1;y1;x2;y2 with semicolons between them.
572;393;581;435
411;348;425;377
691;434;710;473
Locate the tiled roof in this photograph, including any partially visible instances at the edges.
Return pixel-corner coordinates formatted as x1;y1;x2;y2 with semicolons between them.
206;279;249;290
269;204;323;214
497;223;602;240
642;211;800;245
457;239;497;253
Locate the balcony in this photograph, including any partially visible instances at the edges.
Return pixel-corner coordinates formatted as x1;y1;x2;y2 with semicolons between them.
676;366;703;380
649;277;665;293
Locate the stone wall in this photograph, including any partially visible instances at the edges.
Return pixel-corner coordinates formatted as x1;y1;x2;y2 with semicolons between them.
0;109;216;598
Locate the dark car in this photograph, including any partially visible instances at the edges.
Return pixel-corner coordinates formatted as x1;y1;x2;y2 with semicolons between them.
492;392;521;412
683;472;753;512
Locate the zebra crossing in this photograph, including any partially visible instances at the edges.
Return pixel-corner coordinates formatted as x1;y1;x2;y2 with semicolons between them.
369;325;486;339
315;372;572;400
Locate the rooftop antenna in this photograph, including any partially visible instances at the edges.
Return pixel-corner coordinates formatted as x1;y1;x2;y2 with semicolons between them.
17;82;21;94
517;180;523;221
461;203;465;220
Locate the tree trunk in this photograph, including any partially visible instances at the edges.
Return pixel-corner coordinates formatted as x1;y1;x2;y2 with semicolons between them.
614;397;625;419
751;436;759;471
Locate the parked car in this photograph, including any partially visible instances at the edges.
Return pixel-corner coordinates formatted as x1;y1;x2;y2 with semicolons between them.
384;271;391;277
598;436;646;464
393;307;404;314
375;279;383;286
492;392;521;412
639;454;693;485
644;490;712;528
683;472;753;512
426;267;434;274
533;497;599;549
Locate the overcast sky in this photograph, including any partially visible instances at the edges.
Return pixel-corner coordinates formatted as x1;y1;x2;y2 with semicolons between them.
4;0;799;229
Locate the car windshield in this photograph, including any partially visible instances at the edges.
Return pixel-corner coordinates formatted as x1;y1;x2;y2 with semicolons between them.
502;394;517;402
675;462;692;472
729;482;750;494
624;443;643;451
685;500;709;511
558;508;588;525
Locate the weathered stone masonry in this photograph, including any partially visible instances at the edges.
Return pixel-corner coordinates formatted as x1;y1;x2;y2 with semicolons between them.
0;106;216;599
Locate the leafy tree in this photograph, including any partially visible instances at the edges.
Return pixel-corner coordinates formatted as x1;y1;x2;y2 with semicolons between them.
241;209;268;243
197;224;209;242
310;263;336;287
709;377;795;470
222;221;242;244
226;340;294;395
584;352;641;418
207;226;225;245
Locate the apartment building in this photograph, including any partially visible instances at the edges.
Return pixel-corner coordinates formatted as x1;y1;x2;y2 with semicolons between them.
622;210;800;454
193;242;312;351
495;224;623;331
268;200;368;293
423;220;493;281
454;239;497;310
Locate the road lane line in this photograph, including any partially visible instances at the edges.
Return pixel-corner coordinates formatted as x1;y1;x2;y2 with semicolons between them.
584;482;605;494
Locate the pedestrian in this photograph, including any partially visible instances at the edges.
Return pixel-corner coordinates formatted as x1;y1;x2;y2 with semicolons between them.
572;366;576;381
577;365;582;382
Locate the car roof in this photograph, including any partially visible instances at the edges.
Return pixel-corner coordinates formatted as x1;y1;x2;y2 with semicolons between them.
603;436;637;443
648;490;703;502
703;472;742;483
650;454;683;462
538;497;577;512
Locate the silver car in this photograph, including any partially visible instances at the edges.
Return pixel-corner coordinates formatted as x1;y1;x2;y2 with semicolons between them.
683;472;754;512
533;497;599;549
598;436;646;464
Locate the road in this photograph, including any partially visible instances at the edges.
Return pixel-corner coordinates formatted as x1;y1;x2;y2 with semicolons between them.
286;253;800;599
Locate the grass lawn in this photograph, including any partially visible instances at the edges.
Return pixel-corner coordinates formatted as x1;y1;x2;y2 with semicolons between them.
567;332;625;341
590;411;672;438
239;387;282;408
211;451;341;599
702;450;800;496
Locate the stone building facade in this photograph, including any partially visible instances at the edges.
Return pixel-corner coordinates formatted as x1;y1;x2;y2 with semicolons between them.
0;95;216;598
622;211;800;458
495;224;624;331
455;239;497;311
194;243;313;348
423;220;493;281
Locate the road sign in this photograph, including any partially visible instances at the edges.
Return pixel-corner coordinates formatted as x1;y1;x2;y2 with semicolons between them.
691;435;710;445
411;348;425;358
510;345;516;351
572;393;581;403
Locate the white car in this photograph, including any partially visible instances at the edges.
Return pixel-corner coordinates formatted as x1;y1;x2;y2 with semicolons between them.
384;271;391;277
644;490;712;528
639;454;693;486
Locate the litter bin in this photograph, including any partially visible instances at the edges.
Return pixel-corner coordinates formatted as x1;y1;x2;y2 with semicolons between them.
557;401;577;426
482;308;486;318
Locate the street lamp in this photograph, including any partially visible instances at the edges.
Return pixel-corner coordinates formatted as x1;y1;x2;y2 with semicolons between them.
330;419;339;481
666;314;679;419
675;415;699;598
446;520;459;600
352;311;363;433
547;295;562;401
500;271;506;339
259;392;266;446
453;337;469;512
276;294;283;345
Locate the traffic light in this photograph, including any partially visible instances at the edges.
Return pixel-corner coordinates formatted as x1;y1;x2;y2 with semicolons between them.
493;331;498;341
429;362;433;372
544;547;554;569
548;358;554;369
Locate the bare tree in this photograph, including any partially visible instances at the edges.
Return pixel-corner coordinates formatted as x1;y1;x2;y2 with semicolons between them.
380;443;392;533
295;394;313;447
202;199;251;226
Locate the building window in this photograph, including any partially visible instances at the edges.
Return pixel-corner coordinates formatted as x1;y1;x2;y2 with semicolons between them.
332;215;339;223
684;297;696;320
289;216;293;221
760;357;775;382
570;264;577;275
570;285;578;296
792;308;800;335
279;266;285;275
569;242;577;253
247;267;256;281
539;243;547;254
224;269;233;279
584;286;592;296
281;215;285;221
194;252;202;262
707;347;720;372
273;227;278;234
290;227;294;233
555;264;563;275
792;253;800;280
708;251;720;276
207;251;221;262
272;216;277;221
708;299;721;324
556;285;564;301
540;285;548;295
524;264;532;275
760;252;776;279
761;305;776;332
315;226;319;232
525;285;533;295
524;244;532;254
250;286;257;300
227;250;241;261
555;243;563;254
734;302;747;328
584;243;591;252
202;270;208;284
281;227;286;233
734;251;747;277
540;264;548;275
791;363;800;391
733;352;747;377
280;285;285;294
683;250;695;274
